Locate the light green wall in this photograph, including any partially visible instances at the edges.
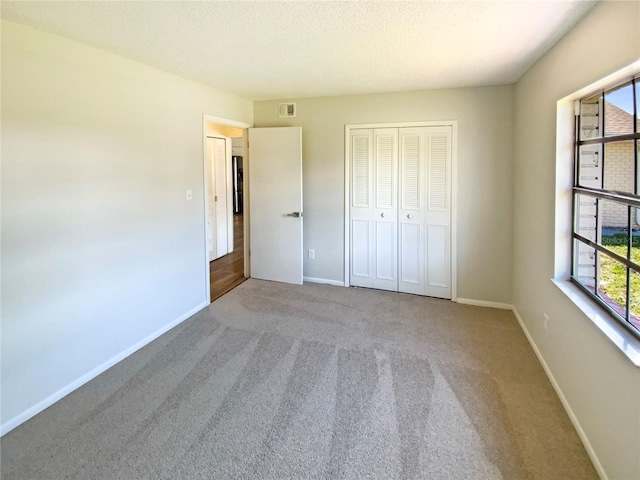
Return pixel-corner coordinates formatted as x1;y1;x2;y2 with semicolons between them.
1;20;253;430
254;85;514;304
513;2;640;478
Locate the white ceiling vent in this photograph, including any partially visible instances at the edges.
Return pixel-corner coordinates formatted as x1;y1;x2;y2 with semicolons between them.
279;102;296;118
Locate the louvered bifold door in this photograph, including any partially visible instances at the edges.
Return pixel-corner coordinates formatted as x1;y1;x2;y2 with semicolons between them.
423;126;452;298
350;126;450;298
373;128;399;291
398;128;426;295
350;129;375;288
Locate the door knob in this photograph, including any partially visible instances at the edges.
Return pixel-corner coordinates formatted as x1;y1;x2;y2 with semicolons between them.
407;213;414;219
286;212;303;218
381;212;386;218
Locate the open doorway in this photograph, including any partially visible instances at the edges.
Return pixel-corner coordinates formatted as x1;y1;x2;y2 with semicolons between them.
204;121;248;302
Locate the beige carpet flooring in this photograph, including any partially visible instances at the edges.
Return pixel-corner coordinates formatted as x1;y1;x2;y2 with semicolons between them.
1;279;598;479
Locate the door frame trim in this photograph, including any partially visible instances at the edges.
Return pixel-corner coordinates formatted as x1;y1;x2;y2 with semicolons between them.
343;121;458;301
202;114;252;303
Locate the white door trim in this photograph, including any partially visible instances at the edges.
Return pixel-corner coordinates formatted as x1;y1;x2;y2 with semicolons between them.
343;121;458;301
202;115;252;303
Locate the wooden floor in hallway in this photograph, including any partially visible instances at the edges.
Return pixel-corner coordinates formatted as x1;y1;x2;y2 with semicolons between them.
210;214;246;302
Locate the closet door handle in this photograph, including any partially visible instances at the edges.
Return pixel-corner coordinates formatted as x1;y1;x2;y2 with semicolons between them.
380;212;386;218
407;213;414;219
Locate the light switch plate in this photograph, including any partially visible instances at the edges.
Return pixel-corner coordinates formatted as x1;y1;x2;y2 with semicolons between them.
186;189;193;201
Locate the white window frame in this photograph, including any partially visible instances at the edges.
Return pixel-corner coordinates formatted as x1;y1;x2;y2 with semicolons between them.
554;61;640;366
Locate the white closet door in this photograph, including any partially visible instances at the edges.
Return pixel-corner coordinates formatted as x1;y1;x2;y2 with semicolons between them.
373;128;398;291
423;127;452;298
349;125;451;299
350;128;398;291
398;127;426;295
212;137;228;259
350;129;374;288
206;138;216;261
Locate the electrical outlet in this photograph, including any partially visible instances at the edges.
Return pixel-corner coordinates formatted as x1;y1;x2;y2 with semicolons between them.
543;313;549;332
308;249;315;260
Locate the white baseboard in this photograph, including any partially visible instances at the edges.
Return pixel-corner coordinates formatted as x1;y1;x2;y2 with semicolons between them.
511;306;607;480
0;301;208;436
456;298;513;310
303;276;345;287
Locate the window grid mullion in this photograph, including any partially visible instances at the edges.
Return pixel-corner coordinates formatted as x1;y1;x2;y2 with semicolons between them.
574;232;640;273
600;91;605;140
597;91;603;301
634;78;638;135
632;78;638;324
594;197;600;300
573;186;640;208
627;205;632;321
578;132;640;146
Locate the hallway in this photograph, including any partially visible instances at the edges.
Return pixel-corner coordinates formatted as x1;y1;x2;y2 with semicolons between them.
209;214;245;301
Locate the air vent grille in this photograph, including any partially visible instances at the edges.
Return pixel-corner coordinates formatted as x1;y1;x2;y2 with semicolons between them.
279;103;296;118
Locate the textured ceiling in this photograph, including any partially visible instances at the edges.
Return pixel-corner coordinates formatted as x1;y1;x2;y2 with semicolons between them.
1;1;597;101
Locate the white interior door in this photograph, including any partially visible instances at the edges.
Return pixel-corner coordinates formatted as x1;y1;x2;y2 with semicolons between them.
349;125;452;299
373;129;398;291
248;127;303;285
213;137;229;259
207;137;230;261
423;127;452;298
398;127;426;295
350;129;374;288
350;128;398;291
206;138;216;261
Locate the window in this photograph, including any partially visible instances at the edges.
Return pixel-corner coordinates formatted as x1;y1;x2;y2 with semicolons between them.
572;75;640;339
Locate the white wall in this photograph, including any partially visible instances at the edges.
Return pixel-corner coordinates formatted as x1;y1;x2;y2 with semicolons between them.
0;20;253;431
254;86;514;303
513;2;640;479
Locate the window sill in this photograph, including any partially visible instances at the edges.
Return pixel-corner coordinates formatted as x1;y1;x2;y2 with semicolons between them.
552;279;640;367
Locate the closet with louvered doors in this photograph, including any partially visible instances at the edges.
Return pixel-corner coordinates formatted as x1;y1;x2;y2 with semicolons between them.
349;126;452;299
